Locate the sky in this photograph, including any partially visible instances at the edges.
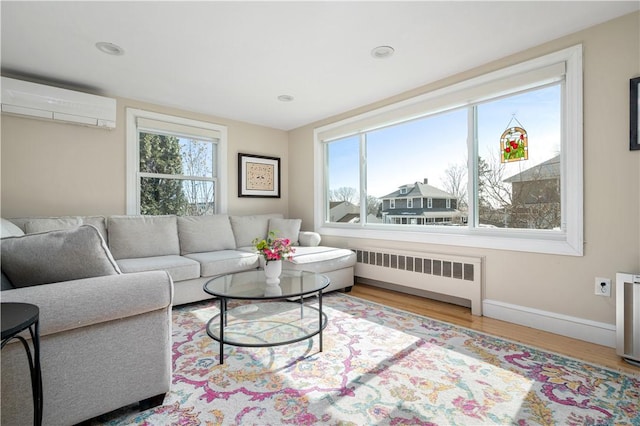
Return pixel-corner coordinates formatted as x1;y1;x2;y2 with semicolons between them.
327;84;561;199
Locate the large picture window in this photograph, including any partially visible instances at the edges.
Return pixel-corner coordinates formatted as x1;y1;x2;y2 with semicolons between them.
315;46;583;255
126;109;228;215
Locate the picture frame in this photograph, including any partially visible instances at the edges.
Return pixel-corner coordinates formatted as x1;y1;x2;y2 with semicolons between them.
631;76;640;151
238;153;281;198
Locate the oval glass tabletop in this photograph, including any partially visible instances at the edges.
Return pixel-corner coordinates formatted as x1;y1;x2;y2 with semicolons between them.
203;269;329;300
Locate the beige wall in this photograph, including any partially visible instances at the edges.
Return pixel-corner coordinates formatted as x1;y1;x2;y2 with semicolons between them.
1;97;290;217
289;12;640;325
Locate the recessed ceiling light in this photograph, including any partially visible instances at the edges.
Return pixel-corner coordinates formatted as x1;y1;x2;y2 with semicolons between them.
277;94;294;102
371;45;395;59
95;42;125;56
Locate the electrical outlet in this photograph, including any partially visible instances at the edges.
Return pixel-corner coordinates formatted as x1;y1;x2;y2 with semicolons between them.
594;277;611;297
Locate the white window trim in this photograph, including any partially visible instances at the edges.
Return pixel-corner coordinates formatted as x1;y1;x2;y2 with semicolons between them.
427;198;433;209
126;108;228;215
314;45;583;256
390;199;395;209
407;198;413;208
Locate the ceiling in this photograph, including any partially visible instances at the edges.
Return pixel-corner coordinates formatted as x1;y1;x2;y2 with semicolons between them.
1;1;638;131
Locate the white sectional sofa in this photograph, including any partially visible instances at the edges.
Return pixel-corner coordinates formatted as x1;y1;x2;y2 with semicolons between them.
0;213;355;424
5;213;356;305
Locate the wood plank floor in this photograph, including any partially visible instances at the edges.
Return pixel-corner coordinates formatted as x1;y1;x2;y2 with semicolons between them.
349;283;640;375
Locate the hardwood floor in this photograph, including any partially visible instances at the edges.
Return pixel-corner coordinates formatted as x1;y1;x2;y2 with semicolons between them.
349;283;639;375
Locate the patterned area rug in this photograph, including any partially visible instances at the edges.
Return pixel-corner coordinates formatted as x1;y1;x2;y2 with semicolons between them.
99;293;639;425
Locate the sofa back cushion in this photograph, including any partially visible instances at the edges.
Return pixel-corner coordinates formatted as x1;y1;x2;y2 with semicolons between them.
268;218;302;246
7;216;108;242
177;215;236;254
25;217;82;234
1;225;120;288
230;213;284;248
108;215;179;260
1;218;25;238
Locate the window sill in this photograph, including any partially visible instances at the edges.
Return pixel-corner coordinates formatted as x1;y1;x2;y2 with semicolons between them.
317;223;583;256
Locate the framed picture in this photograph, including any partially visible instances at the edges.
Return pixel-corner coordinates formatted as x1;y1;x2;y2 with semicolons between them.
238;153;281;198
631;77;640;151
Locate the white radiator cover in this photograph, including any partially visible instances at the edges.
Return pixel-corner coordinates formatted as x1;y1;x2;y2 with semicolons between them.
352;247;484;315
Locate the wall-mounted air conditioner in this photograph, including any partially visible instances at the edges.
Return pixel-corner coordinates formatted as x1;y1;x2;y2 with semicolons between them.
1;77;116;129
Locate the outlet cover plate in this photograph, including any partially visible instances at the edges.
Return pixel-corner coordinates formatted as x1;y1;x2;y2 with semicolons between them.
594;277;611;297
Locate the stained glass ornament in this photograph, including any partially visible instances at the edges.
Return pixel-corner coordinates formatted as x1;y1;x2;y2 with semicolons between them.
500;118;528;163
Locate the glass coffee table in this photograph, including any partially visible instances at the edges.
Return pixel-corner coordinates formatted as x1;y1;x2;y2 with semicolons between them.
203;270;330;364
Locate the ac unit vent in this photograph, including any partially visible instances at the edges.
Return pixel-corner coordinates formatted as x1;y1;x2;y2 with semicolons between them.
1;77;116;129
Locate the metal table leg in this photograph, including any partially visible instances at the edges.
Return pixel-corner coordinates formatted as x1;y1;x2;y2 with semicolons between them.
219;297;226;365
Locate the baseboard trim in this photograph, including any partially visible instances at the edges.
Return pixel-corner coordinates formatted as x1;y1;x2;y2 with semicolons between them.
483;299;616;348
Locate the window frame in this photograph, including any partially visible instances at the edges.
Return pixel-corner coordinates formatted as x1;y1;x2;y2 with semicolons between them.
126;108;228;215
314;45;583;256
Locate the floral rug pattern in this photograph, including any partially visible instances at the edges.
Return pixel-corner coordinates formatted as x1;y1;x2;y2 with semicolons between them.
100;294;639;425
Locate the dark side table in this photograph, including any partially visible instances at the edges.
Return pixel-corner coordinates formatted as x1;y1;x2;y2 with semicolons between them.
1;302;43;426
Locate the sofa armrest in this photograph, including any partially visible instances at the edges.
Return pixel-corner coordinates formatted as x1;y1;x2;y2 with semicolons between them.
0;271;173;338
298;231;321;247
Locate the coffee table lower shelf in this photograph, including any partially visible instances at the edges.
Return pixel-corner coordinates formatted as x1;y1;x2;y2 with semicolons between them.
206;301;328;364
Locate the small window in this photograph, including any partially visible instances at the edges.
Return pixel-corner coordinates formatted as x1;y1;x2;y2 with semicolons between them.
427;198;433;209
126;109;228;215
407;198;413;208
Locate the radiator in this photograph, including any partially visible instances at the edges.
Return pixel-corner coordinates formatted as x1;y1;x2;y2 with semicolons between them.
352;247;484;316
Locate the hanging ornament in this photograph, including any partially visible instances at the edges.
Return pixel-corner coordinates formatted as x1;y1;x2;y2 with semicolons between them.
500;115;528;163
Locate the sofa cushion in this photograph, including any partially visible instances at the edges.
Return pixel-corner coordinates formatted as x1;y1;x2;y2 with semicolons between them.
283;246;356;273
25;217;82;234
116;255;200;282
299;231;322;247
177;215;236;254
184;250;260;277
6;216;108;241
230;213;283;248
1;218;24;238
81;216;108;243
268;218;302;246
108;215;180;260
0;225;121;288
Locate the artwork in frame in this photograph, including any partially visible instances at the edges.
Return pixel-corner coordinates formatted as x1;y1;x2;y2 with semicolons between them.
631;76;640;151
238;153;281;198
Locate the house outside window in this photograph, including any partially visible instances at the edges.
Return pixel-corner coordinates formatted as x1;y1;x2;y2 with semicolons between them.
315;46;583;255
381;179;460;225
126;109;228;215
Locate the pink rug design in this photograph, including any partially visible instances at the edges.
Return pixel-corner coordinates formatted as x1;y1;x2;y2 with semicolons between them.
99;293;639;425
